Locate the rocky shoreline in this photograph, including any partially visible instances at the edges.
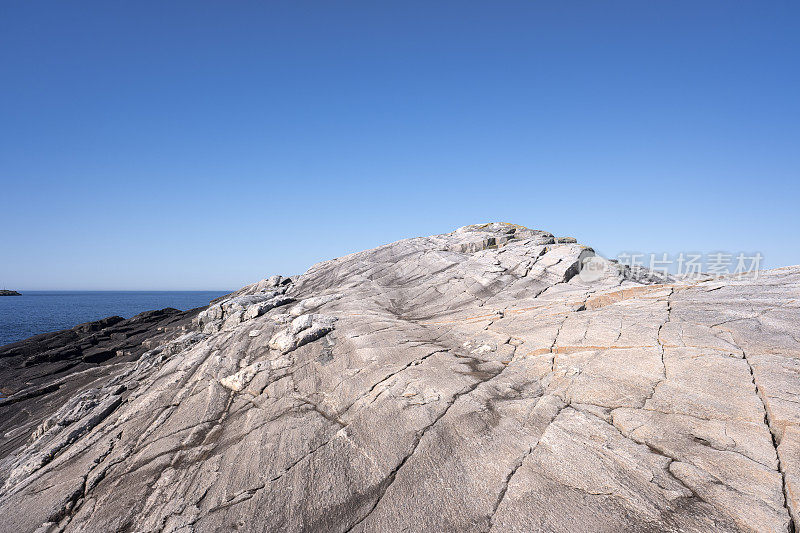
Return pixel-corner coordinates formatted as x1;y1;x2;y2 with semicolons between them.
1;223;798;532
0;290;21;296
0;306;209;459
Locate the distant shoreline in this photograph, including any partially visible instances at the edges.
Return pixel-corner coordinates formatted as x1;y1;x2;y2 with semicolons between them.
0;290;21;296
0;290;230;346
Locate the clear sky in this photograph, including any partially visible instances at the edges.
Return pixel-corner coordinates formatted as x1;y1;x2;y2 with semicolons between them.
1;1;798;290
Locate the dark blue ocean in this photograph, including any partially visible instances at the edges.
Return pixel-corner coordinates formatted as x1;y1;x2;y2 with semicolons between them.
0;291;230;347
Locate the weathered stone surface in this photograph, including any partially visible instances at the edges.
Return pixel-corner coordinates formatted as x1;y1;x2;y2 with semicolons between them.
0;223;798;532
0;308;202;465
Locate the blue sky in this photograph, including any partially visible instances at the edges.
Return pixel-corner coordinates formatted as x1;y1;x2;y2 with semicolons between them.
1;1;798;290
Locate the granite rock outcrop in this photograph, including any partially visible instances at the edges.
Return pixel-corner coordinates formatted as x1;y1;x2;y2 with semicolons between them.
1;223;798;533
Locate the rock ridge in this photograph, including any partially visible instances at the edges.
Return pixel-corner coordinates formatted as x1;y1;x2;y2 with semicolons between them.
0;222;798;533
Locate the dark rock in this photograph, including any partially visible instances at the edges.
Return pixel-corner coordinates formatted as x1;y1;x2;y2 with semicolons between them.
0;306;205;467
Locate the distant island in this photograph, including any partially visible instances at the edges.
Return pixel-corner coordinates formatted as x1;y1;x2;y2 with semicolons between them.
0;290;21;296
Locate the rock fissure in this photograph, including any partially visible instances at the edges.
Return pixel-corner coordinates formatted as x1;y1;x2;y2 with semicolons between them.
486;401;569;530
642;288;673;408
344;360;511;532
730;335;796;531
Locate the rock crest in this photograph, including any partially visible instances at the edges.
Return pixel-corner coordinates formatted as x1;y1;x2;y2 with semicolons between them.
1;223;798;532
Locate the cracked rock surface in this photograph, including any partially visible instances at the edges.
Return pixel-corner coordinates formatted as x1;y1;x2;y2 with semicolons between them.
1;222;799;532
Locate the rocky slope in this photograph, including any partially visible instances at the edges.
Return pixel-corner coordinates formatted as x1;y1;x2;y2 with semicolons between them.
1;223;798;532
0;308;204;464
